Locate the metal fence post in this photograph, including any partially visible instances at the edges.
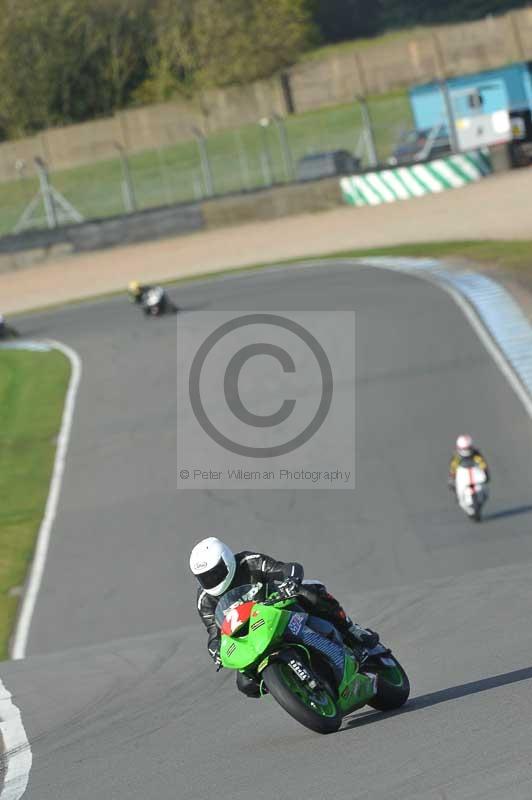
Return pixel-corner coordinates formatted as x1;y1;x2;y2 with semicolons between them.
115;143;137;212
235;129;252;190
357;98;378;168
439;81;460;154
35;157;57;228
272;114;294;182
193;128;214;197
258;118;274;186
14;157;82;233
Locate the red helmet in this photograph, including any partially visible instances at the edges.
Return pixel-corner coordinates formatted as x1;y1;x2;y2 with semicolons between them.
456;434;474;457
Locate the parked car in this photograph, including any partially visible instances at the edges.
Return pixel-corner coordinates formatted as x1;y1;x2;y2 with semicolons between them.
388;127;451;166
296;150;360;182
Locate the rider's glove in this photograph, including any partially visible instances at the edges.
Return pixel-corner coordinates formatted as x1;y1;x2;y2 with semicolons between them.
277;577;301;600
358;628;380;649
209;643;222;669
346;624;380;650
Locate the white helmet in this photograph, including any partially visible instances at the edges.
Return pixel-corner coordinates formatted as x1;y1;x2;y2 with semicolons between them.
456;434;474;457
189;537;236;597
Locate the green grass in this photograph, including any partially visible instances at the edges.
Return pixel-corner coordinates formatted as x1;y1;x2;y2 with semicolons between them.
1;90;412;237
332;240;532;275
0;348;70;659
165;239;532;281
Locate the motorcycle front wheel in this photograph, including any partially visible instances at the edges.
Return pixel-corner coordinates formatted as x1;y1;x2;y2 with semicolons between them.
368;657;410;711
472;496;483;522
262;661;341;734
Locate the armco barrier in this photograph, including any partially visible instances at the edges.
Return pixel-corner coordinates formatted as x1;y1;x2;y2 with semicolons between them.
0;178;344;272
340;151;492;207
0;202;204;271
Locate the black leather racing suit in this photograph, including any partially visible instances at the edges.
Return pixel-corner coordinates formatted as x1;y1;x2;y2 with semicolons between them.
197;551;353;697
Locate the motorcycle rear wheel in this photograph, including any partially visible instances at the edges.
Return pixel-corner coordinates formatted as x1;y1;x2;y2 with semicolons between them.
262;661;341;734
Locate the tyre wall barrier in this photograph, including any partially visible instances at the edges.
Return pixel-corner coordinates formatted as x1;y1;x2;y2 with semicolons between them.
340;151;492;207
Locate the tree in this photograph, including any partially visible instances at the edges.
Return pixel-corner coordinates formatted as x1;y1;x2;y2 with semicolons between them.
134;0;196;103
86;0;153;111
380;0;530;27
0;0;152;136
191;0;316;88
137;0;316;99
309;0;382;43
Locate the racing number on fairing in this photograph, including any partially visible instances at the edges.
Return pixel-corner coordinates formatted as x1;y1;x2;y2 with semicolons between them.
225;607;242;634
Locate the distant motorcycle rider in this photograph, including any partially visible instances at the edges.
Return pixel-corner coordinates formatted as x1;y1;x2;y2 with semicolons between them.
448;434;490;489
128;280;150;304
190;537;379;698
128;280;177;314
0;313;18;339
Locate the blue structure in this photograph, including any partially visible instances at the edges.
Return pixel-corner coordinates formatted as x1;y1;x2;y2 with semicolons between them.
409;62;532;159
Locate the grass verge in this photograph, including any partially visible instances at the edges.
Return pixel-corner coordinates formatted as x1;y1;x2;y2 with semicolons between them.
0;348;70;659
329;240;532;275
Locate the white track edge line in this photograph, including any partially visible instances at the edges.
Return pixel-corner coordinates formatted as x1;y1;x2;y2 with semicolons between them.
0;341;79;800
9;340;82;660
343;257;532;421
214;256;532;419
411;269;532;420
0;678;32;800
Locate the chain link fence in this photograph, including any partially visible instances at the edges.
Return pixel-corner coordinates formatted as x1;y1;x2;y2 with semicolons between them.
0;95;413;237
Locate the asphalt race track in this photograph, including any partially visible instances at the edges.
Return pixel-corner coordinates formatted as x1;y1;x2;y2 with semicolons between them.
4;262;532;800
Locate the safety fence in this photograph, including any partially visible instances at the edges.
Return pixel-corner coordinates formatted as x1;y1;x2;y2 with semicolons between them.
0;95;412;238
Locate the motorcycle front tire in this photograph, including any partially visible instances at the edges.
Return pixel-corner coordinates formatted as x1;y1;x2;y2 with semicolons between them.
262;661;341;734
368;659;410;711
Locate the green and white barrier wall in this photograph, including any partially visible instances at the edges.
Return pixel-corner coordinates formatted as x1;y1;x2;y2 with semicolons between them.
340;151;492;207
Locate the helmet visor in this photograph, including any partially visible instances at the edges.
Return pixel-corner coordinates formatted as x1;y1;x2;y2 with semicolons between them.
197;559;229;591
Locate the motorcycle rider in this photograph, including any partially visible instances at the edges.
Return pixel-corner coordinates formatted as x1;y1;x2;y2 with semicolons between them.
128;280;151;304
0;313;17;339
448;434;490;490
190;537;379;698
128;280;178;313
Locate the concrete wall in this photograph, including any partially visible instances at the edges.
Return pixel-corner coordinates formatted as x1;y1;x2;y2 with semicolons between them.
1;9;532;182
0;77;286;182
288;11;532;112
201;178;342;229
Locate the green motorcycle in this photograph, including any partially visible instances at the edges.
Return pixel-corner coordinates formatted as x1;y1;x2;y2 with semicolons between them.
216;583;410;734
